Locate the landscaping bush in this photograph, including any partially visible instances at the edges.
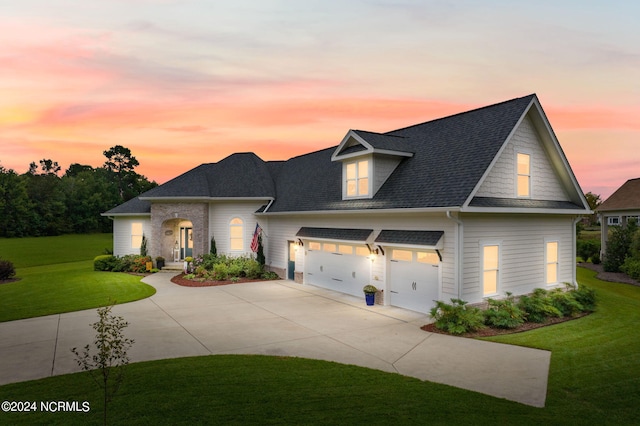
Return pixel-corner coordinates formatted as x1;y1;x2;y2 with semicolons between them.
604;219;637;272
213;263;229;280
577;239;601;263
517;288;562;323
620;257;640;281
93;254;117;271
572;284;597;312
0;258;16;280
192;254;264;281
549;287;584;317
483;293;526;329
429;299;485;335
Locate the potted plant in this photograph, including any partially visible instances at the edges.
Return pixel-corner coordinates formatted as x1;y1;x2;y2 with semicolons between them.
184;256;193;274
156;256;165;270
363;285;377;306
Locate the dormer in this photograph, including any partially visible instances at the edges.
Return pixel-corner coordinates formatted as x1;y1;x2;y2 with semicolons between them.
332;130;413;200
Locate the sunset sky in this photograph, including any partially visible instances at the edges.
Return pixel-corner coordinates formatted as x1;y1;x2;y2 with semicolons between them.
1;1;638;200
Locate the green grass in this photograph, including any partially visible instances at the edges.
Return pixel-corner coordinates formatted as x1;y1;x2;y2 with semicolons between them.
0;234;155;322
0;234;114;268
0;267;638;424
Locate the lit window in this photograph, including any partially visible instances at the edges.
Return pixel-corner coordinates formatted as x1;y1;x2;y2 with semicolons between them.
339;245;353;255
483;245;499;296
308;241;321;251
546;241;559;284
323;243;336;253
417;251;439;264
392;249;412;262
230;218;243;251
517;153;530;197
355;246;370;257
131;223;143;248
345;160;370;197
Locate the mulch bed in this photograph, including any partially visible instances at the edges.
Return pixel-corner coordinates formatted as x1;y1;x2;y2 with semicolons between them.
170;273;271;287
577;262;640;287
421;312;590;338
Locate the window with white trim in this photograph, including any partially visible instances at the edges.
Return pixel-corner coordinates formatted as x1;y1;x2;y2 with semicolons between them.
546;241;559;285
131;223;143;249
229;218;244;251
517;153;531;197
607;216;620;226
482;244;500;296
345;159;370;198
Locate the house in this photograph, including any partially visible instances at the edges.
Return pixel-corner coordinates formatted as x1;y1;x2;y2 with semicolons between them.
596;178;640;257
103;94;591;313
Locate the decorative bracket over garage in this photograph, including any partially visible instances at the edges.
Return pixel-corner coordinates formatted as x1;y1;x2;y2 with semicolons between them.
295;227;373;243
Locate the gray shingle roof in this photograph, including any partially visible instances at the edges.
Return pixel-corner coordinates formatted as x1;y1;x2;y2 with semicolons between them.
469;197;584;210
103;196;151;215
267;94;536;212
107;94;579;216
296;227;373;242
375;230;444;246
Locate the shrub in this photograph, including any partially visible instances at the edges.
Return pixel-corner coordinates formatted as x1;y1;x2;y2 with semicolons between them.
577;240;601;263
484;293;526;329
517;288;562;323
604;220;637;272
591;252;601;265
261;271;280;280
213;263;229;280
0;258;16;280
621;257;640;281
94;255;117;271
429;299;485;335
549;288;583;317
572;284;597;312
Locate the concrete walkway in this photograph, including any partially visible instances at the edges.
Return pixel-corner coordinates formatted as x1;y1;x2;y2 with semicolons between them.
0;272;551;407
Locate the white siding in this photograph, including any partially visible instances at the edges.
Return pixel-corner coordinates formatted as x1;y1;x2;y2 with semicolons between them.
461;214;574;303
112;216;151;256
264;212;457;304
208;201;268;257
476;115;569;201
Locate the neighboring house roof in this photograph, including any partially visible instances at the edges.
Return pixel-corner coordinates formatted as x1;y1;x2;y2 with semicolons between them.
597;178;640;212
104;94;590;216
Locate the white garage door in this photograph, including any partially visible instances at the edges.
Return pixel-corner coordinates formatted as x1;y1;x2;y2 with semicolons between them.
389;248;440;313
305;241;371;297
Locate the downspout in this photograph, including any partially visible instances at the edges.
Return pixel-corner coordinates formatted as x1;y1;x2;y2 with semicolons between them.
573;216;581;288
446;210;463;299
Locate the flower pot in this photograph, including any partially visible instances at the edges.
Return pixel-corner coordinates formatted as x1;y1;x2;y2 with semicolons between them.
365;293;375;306
156;260;165;270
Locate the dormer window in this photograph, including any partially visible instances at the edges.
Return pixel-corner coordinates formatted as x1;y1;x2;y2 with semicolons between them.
345;159;370;198
517;153;531;197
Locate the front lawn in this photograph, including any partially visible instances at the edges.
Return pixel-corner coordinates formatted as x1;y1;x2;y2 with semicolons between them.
0;261;156;322
0;267;638;424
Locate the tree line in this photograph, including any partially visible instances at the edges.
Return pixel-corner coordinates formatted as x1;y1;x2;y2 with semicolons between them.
0;146;156;237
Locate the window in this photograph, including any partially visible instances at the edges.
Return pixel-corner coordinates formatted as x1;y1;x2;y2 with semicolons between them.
131;223;143;248
391;249;412;262
355;246;370;257
482;245;500;296
546;241;559;284
345;159;370;197
308;241;321;251
417;251;439;264
338;244;353;255
230;218;243;251
517;153;530;197
607;216;620;226
323;243;336;253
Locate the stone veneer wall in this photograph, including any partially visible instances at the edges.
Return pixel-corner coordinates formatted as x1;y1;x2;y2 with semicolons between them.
150;202;209;260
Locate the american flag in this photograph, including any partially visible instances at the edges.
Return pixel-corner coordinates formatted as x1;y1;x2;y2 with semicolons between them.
250;223;262;252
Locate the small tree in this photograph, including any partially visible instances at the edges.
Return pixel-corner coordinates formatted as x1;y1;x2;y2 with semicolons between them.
604;219;638;272
71;304;134;426
140;234;148;257
210;235;217;256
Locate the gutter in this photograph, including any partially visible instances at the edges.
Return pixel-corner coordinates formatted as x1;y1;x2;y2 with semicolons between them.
446;210;464;299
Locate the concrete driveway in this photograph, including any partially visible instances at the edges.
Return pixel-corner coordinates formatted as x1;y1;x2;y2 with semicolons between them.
0;272;551;407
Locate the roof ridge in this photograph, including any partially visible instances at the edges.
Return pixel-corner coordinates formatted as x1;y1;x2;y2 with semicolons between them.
383;94;536;135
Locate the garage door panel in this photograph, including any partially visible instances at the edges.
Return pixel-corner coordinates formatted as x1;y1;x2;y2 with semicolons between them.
389;249;440;313
306;242;370;297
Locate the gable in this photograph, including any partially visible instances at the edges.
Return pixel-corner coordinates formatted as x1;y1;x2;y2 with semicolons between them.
474;115;570;201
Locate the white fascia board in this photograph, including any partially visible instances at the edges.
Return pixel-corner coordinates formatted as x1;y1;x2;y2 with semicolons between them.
371;149;413;157
256;206;462;216
331;130;373;161
377;241;443;250
460;206;593;215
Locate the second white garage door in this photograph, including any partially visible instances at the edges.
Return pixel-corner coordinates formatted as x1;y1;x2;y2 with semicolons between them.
305;241;371;297
388;248;440;313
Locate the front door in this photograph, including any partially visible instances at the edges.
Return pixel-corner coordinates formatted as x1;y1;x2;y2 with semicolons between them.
288;241;296;280
180;227;193;259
